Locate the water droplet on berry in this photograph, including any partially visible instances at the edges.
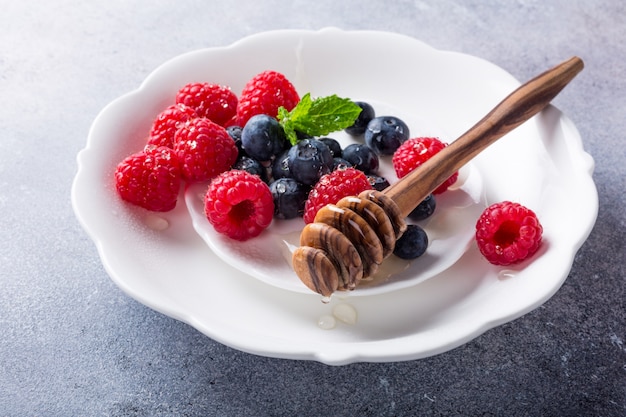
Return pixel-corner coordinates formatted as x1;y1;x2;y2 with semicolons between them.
317;314;336;330
145;214;169;231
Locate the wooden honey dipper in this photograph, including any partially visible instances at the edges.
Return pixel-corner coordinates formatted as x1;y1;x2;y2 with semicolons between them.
292;56;584;297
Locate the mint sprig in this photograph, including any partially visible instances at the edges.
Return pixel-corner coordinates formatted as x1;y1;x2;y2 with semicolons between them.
278;93;362;145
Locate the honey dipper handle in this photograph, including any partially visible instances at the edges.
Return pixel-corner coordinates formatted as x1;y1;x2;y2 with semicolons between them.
383;56;584;218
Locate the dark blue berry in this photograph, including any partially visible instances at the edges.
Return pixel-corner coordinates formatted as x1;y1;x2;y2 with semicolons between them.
341;143;379;174
319;137;342;158
295;130;314;141
270;178;309;220
364;116;410;155
408;194;436;221
393;224;428;259
241;114;287;161
271;149;291;180
367;175;390;192
226;125;243;142
226;125;246;157
332;157;353;171
286;138;334;186
345;101;375;136
233;156;268;183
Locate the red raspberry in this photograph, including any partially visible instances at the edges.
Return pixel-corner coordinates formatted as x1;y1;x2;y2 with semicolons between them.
204;170;274;241
303;167;373;224
173;118;238;183
235;70;300;126
392;137;458;194
147;104;197;148
114;145;182;212
475;201;543;266
175;82;238;126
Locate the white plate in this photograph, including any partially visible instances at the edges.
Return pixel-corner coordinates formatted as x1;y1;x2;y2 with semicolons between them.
71;28;597;365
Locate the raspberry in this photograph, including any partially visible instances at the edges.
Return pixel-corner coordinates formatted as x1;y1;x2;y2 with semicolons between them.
475;201;543;266
114;145;182;212
175;82;238;126
147;104;197;148
392;137;458;194
173;118;238;183
204;170;274;241
303;167;373;224
235;70;300;126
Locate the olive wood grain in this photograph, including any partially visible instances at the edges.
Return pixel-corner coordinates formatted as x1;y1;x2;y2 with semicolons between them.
384;56;584;218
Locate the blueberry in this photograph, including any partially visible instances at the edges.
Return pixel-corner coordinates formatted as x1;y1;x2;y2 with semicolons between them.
319;137;342;158
271;149;291;180
295;130;315;141
241;114;287;161
393;224;428;259
367;175;390;192
408;194;436;221
226;125;247;158
270;178;309;220
226;125;243;139
364;116;410;155
341;143;379;174
233;156;268;183
345;101;375;136
332;157;353;171
286;138;334;186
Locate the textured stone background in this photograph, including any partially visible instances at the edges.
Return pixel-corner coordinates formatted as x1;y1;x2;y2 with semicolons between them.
1;1;624;415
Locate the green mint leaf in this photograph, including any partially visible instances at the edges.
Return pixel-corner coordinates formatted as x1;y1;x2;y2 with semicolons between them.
298;94;362;135
277;106;298;145
278;93;362;145
292;92;314;116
